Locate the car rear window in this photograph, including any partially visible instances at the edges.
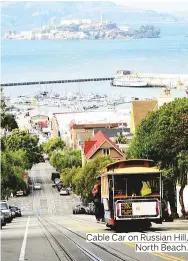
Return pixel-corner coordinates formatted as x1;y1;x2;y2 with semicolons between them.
0;203;8;210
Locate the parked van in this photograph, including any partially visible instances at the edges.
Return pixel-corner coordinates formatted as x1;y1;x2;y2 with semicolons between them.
51;172;60;181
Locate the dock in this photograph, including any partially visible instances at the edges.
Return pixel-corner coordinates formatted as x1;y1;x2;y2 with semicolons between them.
1;73;188;87
0;77;113;87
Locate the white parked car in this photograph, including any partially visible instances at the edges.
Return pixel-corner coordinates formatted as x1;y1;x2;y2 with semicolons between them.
33;183;41;190
16;190;24;196
60;188;69;196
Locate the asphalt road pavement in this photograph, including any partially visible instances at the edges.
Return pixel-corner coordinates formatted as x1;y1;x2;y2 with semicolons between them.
2;162;188;261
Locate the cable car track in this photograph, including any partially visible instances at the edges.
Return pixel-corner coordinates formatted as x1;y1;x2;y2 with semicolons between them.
43;217;141;261
38;217;105;261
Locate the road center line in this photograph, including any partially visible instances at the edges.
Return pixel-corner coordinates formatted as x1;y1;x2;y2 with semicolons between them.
19;216;30;261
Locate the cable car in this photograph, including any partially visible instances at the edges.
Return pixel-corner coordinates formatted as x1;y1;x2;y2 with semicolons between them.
100;159;163;231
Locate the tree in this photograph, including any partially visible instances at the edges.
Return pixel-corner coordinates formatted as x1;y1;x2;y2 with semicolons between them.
61;167;81;189
1;113;18;131
115;133;128;144
43;137;65;156
1;87;18;131
1;150;26;199
5;129;42;169
49;148;82;172
127;98;188;217
74;155;112;202
177;151;188;217
1;87;6;112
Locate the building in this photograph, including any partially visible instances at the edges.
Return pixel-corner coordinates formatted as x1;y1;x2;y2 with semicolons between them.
82;130;125;166
93;127;132;142
130;100;158;134
130;88;174;134
30;114;49;130
70;123;128;149
51;110;130;146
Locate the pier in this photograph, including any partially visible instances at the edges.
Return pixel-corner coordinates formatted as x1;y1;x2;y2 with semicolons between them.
1;73;187;87
0;77;113;87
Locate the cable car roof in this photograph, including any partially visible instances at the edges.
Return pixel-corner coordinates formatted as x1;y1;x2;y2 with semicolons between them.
101;167;161;176
101;159;161;176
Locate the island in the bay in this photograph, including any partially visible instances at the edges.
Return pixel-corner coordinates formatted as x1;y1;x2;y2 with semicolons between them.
3;19;160;40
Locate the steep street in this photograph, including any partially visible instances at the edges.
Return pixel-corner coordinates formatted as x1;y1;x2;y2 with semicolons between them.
2;162;188;261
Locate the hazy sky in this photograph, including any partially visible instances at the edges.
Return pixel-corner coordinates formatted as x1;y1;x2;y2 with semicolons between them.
2;0;188;13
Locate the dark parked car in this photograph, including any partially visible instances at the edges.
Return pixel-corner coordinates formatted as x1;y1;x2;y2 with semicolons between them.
9;205;16;219
57;182;64;192
39;156;45;162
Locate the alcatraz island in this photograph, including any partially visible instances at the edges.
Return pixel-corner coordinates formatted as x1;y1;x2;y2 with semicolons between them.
3;19;160;40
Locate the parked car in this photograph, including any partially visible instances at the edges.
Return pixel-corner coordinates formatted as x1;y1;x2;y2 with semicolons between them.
0;201;12;223
9;205;16;218
33;183;41;190
57;182;64;192
0;211;6;228
54;178;61;184
15;206;22;217
39;157;45;163
86;203;95;215
16;190;24;197
72;204;87;214
43;154;49;161
60;188;69;196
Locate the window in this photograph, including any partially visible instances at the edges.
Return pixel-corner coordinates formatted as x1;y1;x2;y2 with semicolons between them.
0;203;8;210
102;148;110;155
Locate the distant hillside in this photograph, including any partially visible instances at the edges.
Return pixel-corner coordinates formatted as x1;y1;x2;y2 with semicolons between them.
1;1;187;32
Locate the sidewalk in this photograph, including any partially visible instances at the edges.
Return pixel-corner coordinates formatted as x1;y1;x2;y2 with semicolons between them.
173;218;188;223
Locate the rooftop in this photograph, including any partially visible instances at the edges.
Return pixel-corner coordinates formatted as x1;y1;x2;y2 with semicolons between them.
132;100;158;129
54;109;130;134
84;130;124;160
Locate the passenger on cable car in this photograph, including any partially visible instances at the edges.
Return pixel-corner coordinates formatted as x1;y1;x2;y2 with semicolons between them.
92;176;104;222
129;178;152;196
113;177;152;197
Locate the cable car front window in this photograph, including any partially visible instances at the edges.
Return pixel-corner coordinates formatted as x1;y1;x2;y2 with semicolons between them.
113;175;160;197
114;176;127;196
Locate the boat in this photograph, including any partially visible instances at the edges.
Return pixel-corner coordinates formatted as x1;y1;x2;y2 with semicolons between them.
111;76;149;88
